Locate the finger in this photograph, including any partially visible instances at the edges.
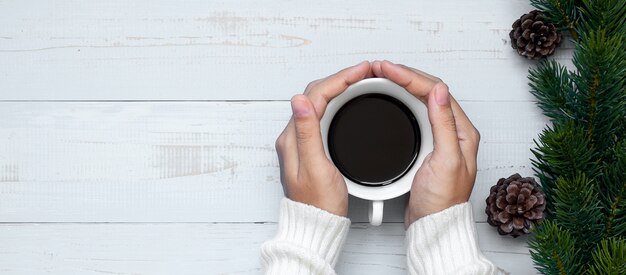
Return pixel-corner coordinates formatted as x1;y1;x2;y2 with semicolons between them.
449;96;480;171
278;116;294;138
397;66;467;127
401;64;442;83
448;97;472;132
276;118;299;185
306;61;371;117
427;83;462;158
302;62;370;96
364;63;375;78
379;60;439;101
372;60;384;77
291;95;327;165
449;96;480;153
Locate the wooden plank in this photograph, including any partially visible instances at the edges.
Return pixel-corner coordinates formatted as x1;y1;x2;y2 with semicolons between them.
0;101;548;222
0;222;537;274
0;0;572;101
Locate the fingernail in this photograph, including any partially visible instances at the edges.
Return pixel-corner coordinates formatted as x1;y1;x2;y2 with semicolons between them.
291;96;311;118
435;86;449;106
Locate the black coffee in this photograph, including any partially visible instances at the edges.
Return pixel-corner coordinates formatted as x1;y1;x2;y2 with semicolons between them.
328;93;420;186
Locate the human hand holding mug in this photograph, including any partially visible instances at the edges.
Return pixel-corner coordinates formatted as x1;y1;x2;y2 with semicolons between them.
371;60;481;228
274;61;372;217
276;60;479;228
319;78;433;226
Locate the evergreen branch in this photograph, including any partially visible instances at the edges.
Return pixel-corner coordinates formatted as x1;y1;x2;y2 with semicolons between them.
571;30;626;155
586;238;626;275
531;122;599;207
554;0;579;39
579;0;626;39
528;60;575;122
585;71;599;140
553;174;605;259
602;142;626;238
554;250;567;275
531;0;580;39
527;0;626;273
605;192;625;238
529;220;584;275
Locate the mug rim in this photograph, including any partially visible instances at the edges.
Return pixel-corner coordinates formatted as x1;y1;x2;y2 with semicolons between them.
320;78;434;201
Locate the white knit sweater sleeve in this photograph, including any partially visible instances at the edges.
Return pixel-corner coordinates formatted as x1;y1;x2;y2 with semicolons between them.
406;202;505;275
260;198;351;275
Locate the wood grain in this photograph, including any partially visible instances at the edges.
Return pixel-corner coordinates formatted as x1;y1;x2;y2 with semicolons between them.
0;0;571;101
0;101;547;222
0;223;537;274
0;1;559;273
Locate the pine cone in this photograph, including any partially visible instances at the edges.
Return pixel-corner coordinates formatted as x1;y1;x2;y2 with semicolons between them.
485;174;546;237
509;10;561;59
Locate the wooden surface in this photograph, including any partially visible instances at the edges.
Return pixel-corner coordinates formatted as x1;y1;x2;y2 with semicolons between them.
0;0;564;274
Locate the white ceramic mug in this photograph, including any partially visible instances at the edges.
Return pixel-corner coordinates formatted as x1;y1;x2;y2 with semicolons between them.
320;78;433;226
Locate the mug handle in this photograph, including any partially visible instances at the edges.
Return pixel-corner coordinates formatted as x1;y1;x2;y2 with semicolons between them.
368;200;384;226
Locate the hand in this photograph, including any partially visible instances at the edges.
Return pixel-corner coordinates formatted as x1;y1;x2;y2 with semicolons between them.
275;61;372;217
371;60;481;228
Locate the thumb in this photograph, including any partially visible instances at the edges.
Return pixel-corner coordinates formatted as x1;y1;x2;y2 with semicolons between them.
427;83;461;157
291;95;326;164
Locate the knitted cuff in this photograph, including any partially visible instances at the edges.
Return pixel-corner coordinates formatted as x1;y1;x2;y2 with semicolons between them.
265;198;351;266
406;202;499;274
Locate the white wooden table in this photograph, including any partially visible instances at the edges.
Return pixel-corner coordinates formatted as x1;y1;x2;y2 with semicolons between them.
0;1;570;274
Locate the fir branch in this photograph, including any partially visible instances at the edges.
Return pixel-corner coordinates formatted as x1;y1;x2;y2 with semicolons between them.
528;60;575;122
527;0;626;273
531;0;580;39
585;71;599;140
529;220;584;275
601;142;626;238
605;192;625;238
554;0;579;39
578;0;626;39
586;238;626;275
531;122;599;209
553;174;605;259
571;30;626;155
